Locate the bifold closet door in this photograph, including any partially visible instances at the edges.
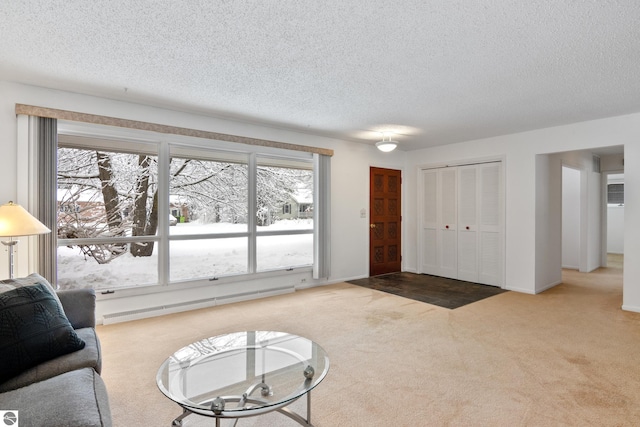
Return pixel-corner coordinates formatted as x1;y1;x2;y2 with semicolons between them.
478;162;502;286
438;168;458;279
421;162;503;286
421;167;466;280
421;169;438;275
457;165;479;282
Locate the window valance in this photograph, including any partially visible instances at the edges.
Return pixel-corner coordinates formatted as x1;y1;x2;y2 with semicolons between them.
15;104;334;157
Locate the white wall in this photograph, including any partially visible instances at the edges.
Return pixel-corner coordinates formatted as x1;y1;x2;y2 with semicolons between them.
607;206;624;253
562;166;581;269
405;112;640;311
0;81;404;321
623;142;640;311
535;154;563;292
587;168;602;271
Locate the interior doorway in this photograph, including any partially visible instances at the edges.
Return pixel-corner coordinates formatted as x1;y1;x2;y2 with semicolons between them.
605;173;624;262
554;147;623;279
369;167;402;276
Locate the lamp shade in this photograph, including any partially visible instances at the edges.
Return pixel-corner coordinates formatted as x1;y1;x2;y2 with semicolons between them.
0;201;51;237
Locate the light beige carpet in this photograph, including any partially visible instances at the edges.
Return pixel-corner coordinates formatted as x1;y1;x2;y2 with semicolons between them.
97;257;640;426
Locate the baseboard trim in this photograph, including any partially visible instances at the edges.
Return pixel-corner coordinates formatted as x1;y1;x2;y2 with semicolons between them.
505;286;536;295
504;279;561;295
621;304;640;313
535;280;562;294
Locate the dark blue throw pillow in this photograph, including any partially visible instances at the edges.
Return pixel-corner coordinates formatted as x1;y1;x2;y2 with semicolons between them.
0;283;85;384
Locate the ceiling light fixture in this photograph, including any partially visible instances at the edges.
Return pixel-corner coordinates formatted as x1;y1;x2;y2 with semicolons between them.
375;134;398;152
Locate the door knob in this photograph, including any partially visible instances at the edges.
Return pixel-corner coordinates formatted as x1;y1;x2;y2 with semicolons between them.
370;224;376;229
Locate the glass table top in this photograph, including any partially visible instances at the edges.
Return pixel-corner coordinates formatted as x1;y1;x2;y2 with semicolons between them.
157;331;330;417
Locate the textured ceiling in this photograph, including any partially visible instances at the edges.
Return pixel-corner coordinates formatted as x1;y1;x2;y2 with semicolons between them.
1;1;640;151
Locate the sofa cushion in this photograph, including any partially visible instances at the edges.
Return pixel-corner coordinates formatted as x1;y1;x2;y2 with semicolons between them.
0;283;85;384
0;327;101;392
0;367;112;427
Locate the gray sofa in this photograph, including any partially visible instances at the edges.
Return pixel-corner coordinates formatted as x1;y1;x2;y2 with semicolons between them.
0;275;112;427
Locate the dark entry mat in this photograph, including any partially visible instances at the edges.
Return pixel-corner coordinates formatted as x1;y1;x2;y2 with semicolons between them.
347;272;508;309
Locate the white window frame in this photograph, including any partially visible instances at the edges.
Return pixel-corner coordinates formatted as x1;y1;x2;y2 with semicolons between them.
49;121;325;294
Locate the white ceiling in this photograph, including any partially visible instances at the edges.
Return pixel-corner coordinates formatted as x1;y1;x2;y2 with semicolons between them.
1;1;640;151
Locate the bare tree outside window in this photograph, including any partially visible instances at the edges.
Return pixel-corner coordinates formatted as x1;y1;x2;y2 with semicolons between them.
57;145;314;289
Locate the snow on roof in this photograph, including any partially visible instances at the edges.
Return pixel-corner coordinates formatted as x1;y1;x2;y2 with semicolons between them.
292;189;312;204
170;194;190;205
169;194;184;205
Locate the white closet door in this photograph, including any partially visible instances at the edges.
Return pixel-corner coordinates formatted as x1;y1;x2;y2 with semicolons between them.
457;165;478;282
439;168;457;279
421;169;438;275
420;162;503;286
478;162;502;286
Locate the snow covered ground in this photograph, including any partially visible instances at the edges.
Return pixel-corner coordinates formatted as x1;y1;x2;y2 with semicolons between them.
57;220;313;290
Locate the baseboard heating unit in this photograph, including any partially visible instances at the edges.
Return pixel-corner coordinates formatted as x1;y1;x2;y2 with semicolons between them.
101;286;295;325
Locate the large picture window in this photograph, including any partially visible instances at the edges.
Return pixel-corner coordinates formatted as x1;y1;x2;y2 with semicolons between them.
256;158;313;272
57;143;160;289
168;147;251;282
55;131;318;291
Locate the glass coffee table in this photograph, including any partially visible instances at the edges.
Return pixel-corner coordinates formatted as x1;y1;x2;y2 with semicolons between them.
157;331;330;426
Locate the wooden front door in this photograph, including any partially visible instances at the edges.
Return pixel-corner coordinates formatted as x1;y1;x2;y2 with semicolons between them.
369;167;402;276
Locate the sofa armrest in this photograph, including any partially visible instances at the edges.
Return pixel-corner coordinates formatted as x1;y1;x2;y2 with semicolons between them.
57;289;96;329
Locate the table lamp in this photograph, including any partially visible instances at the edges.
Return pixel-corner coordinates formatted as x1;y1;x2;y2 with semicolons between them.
0;201;51;278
